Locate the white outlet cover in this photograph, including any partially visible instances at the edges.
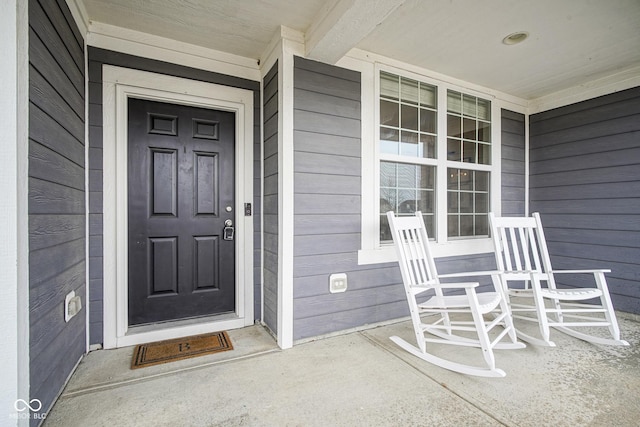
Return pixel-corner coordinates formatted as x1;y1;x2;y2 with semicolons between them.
329;273;348;293
64;290;76;322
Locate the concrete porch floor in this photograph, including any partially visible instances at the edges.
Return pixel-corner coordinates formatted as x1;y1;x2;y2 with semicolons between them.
44;313;640;426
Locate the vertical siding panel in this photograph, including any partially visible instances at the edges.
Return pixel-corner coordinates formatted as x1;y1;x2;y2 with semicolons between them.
28;0;85;421
530;86;640;314
262;62;279;334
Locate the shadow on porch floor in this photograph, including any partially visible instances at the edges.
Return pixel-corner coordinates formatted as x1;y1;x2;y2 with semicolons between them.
44;313;640;426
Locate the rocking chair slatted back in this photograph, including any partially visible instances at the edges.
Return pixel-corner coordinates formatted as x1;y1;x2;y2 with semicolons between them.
392;215;438;288
490;214;552;281
488;212;629;347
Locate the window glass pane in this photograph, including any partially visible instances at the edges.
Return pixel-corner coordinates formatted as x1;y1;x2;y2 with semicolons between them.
459;215;473;236
396;163;416;188
401;104;418;130
448;215;459;237
379;213;392;241
423;214;435;238
380;72;399;100
380;100;399;127
420;109;436;134
398;190;416;212
463;95;476;117
459;169;473;190
380;162;397;187
400;130;419;144
420;134;436;159
380;127;399;155
420;85;436;108
460;192;473;213
447;114;461;137
447;168;459;189
419;166;435;188
478;121;490;142
447;90;461;113
400;78;419;104
463;118;476;140
417;190;434;211
447;139;461;161
380;190;396;212
400;131;419;157
475;193;488;212
447;191;458;213
478;143;491;165
463;141;476;163
475;215;488;235
477;99;491;120
475;171;489;191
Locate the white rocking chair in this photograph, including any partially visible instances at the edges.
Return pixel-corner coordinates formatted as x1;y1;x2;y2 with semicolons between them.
387;211;524;378
489;212;629;347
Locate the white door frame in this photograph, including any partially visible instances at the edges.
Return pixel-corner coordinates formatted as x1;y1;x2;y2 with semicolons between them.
102;65;254;349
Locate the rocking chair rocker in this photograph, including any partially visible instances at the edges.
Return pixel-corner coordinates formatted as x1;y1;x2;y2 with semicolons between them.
489;212;629;347
387;211;524;378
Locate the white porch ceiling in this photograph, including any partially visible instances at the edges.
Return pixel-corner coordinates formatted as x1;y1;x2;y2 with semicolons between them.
79;0;640;100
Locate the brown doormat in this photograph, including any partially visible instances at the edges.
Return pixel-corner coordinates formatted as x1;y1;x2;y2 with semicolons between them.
131;331;233;369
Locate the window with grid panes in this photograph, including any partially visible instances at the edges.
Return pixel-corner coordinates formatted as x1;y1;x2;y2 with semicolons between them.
446;91;491;238
379;71;437;240
378;72;492;242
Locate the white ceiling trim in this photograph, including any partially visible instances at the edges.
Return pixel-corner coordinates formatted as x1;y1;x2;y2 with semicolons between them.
305;0;406;64
528;64;640;114
87;22;261;81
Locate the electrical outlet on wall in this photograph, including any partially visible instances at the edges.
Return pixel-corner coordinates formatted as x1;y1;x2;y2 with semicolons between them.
329;273;348;293
64;290;82;322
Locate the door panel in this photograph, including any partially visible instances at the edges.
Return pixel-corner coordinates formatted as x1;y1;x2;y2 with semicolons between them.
194;152;218;215
149;237;178;294
128;98;235;326
151;148;178;216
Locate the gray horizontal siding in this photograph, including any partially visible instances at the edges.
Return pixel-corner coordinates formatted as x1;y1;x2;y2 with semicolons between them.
87;47;262;344
263;62;278;334
501;109;526;216
530;86;640;314
293;56;390;341
29;0;85;421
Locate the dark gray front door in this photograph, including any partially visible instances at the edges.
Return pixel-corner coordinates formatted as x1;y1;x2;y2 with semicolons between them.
127;98;235;326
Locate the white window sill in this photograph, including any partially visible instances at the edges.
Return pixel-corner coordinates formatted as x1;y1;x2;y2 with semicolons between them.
357;238;494;265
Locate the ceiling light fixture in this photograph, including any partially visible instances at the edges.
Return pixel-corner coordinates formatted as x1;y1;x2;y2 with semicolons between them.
502;31;529;45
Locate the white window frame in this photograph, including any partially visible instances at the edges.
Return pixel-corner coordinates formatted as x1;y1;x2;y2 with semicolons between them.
358;63;502;264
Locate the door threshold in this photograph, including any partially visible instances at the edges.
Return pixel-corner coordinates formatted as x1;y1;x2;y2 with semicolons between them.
116;313;249;348
128;312;238;335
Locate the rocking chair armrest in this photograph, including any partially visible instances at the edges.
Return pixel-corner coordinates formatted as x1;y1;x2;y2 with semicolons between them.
409;282;478;296
433;282;479;289
547;269;611;275
437;270;501;279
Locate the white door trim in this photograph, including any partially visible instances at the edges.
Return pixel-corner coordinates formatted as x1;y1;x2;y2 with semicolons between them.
102;65;254;349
